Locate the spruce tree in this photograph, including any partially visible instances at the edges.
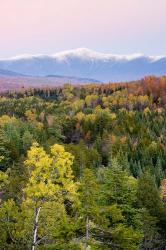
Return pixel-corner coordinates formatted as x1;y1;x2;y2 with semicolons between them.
79;168;101;249
137;171;162;216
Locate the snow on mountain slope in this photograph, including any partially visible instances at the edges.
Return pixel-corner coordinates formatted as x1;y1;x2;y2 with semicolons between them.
0;48;166;82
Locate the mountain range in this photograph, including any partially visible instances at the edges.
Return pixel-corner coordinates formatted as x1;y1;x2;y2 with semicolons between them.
0;48;166;82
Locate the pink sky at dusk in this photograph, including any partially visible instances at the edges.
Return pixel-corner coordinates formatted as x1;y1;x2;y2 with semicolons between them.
0;0;166;57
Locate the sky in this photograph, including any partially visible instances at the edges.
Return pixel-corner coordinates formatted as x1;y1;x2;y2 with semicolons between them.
0;0;166;58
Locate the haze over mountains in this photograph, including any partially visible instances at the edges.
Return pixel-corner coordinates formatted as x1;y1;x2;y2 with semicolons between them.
0;68;24;77
0;48;166;82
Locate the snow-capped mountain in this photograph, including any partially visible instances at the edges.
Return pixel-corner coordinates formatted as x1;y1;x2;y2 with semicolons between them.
0;48;166;82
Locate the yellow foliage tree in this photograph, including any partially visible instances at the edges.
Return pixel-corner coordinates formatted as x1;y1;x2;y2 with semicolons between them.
23;143;77;250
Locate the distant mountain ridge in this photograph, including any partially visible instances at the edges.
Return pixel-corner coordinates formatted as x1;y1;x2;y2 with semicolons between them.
0;75;100;92
0;48;166;81
45;74;100;82
0;68;24;76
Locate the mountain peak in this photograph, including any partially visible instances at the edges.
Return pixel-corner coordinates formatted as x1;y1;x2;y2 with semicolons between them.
1;48;166;62
53;48;145;61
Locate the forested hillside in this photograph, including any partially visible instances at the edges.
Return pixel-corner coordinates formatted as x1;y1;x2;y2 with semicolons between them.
0;76;166;250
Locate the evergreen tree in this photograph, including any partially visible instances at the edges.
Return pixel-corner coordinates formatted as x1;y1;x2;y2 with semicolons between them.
79;168;102;249
137;171;162;216
154;157;165;187
100;159;142;249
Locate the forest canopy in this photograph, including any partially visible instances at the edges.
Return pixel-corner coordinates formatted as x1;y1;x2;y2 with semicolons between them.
0;76;166;250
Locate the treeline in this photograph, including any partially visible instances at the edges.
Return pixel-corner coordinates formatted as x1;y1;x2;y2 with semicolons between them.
0;76;166;249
